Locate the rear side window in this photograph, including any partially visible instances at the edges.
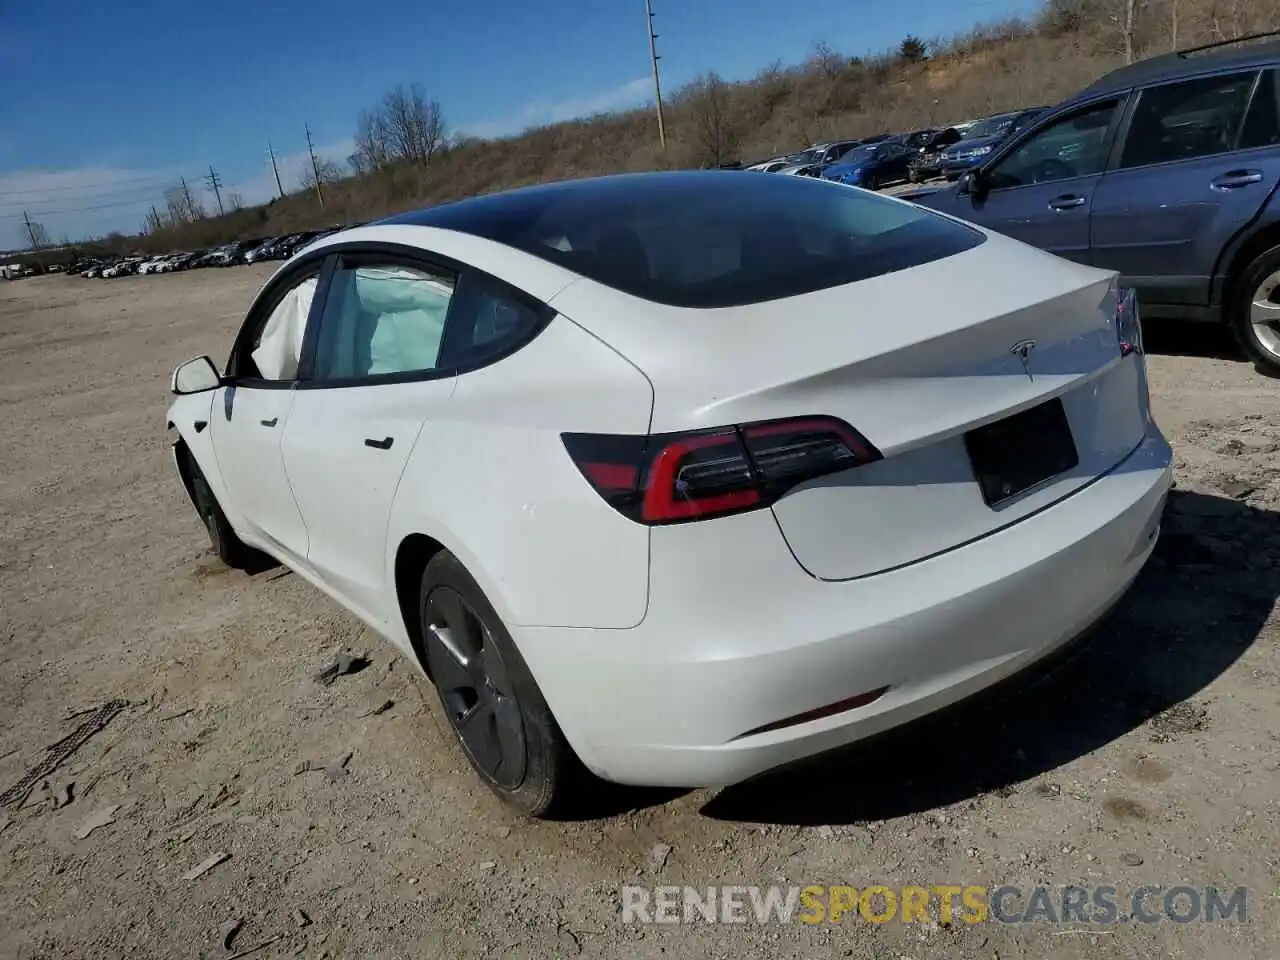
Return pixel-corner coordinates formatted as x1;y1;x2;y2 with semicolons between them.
1240;68;1280;148
1119;70;1257;169
312;262;456;381
409;174;984;308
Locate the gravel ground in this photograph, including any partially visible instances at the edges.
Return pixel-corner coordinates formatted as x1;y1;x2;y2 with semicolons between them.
1;267;1277;960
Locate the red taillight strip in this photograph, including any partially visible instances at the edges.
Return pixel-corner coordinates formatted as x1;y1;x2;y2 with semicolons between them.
733;686;891;739
642;431;760;522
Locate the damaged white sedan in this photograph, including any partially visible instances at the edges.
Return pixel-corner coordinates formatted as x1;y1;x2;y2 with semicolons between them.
167;171;1171;816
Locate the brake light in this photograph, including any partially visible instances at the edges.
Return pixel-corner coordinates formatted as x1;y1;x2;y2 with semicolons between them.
562;416;881;525
1116;285;1142;357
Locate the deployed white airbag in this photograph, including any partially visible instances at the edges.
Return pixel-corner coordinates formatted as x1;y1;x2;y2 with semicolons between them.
356;267;452;375
251;277;317;380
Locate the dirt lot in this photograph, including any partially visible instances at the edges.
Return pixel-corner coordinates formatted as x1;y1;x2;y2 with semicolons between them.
1;267;1278;960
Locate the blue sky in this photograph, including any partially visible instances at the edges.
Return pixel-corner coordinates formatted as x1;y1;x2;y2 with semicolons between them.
0;0;1042;247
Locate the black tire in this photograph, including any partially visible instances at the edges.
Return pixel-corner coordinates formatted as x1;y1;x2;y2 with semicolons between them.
418;551;580;817
862;173;879;191
1231;243;1280;376
908;169;921;184
184;450;257;569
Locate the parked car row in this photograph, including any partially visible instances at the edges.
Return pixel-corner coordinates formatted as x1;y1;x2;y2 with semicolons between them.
72;228;346;279
743;109;1050;191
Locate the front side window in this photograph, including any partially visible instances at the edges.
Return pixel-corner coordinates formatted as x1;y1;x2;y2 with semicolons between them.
1119;70;1257;169
312;261;456;381
228;268;321;382
985;99;1120;190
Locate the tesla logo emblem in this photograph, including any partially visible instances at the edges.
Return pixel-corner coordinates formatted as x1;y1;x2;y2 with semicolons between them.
1009;339;1037;381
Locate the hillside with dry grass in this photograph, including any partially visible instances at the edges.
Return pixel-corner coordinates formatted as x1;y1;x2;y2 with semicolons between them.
73;0;1280;256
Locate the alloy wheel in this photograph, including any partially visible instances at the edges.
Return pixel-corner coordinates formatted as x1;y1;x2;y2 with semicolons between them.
423;586;527;789
1250;268;1280;360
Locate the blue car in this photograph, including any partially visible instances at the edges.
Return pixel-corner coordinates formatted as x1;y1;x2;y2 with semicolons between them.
909;34;1280;375
821;140;914;190
938;108;1047;180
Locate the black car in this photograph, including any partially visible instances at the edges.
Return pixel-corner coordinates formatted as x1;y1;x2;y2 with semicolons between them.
908;127;964;182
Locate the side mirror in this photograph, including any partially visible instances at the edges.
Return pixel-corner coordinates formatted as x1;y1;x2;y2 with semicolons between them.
171;355;222;395
959;170;989;201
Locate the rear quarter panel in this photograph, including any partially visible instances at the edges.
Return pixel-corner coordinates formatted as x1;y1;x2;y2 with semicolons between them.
384;313;655;631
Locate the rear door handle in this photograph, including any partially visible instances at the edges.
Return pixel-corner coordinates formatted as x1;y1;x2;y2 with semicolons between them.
1048;195;1086;211
364;436;394;450
260;417;278;427
1211;170;1264;190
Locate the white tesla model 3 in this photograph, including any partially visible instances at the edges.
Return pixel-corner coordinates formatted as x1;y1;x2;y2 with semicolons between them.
167;171;1171;816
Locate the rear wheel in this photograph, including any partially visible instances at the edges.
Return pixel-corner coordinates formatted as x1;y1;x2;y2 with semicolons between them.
419;551;579;817
1232;244;1280;376
862;172;880;191
183;450;257;569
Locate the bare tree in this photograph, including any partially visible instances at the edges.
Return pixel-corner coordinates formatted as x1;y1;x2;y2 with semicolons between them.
685;72;739;168
228;192;245;212
164;184;204;225
300;157;342;191
352;83;447;171
807;42;844;79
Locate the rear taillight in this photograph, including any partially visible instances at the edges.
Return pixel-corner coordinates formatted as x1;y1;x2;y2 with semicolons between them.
562;416;881;525
1116;285;1142;357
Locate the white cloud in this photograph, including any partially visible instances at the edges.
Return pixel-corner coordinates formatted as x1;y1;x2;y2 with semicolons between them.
460;77;651;140
0;165;182;248
0;139;355;249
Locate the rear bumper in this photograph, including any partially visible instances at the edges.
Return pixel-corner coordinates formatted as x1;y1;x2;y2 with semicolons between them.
515;426;1172;788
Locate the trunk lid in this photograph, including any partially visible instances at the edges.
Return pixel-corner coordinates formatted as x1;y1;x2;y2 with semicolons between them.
551;235;1148;580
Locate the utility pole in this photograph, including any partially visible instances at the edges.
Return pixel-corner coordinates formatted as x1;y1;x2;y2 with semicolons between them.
181;177;198;220
305;123;325;210
1123;0;1136;63
205;165;225;217
22;210;39;250
150;204;162;232
268;142;285;199
644;0;667;149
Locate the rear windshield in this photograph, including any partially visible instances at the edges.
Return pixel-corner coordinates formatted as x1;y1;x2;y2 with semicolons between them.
405;172;983;309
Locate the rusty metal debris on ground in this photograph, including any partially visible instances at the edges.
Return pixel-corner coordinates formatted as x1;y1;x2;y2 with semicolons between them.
182;851;231;881
357;699;394;718
314;653;369;686
0;699;129;808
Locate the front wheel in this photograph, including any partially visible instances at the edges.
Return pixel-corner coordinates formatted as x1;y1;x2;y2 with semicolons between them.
183;449;257;569
419;551;581;817
1231;244;1280;376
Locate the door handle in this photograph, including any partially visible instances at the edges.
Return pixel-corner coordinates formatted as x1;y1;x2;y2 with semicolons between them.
1048;195;1086;211
260;417;278;427
364;436;394;450
1210;170;1264;190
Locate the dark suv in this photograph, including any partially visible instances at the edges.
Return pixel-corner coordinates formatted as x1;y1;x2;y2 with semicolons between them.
911;35;1280;374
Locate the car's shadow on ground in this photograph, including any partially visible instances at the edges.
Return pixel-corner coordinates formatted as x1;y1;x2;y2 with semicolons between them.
1141;319;1280;378
688;488;1279;826
1143;318;1241;361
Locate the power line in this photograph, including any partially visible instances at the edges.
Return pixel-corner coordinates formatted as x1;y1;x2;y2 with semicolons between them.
0;173;179;199
0;196;159;219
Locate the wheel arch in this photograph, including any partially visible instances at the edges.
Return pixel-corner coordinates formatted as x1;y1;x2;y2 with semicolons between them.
1215;210;1280;317
392;532;449;677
